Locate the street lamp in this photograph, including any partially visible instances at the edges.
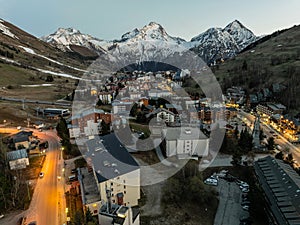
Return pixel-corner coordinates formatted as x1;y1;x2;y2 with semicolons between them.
26;181;31;201
61;147;64;160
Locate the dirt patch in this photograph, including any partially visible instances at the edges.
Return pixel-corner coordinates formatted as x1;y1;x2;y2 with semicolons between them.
24;155;46;180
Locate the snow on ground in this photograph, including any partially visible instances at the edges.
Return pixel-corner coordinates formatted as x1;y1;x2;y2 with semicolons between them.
0;55;84;80
19;46;35;54
0;56;21;65
21;84;54;87
35;67;84;80
19;45;87;72
0;20;18;39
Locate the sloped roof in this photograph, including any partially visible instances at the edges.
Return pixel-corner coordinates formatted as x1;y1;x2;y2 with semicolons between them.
85;134;139;183
7;149;28;161
254;156;300;225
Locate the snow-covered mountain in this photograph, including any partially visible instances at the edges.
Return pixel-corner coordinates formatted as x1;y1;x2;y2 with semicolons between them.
118;22;186;44
224;20;257;50
190;20;258;63
42;20;258;64
41;27;110;53
190;27;240;63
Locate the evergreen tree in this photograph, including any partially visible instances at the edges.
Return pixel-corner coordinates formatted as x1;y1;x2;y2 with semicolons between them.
238;128;253;152
130;103;138;117
275;151;284;160
85;207;94;224
267;137;275;150
100;120;110;134
96;98;103;106
232;148;242;166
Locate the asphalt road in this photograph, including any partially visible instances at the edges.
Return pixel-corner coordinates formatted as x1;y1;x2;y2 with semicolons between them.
0;128;66;225
25;130;66;225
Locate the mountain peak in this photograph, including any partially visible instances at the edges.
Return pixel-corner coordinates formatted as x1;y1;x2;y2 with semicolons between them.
120;21;181;43
55;27;81;35
148;21;161;27
225;20;246;31
223;20;257;50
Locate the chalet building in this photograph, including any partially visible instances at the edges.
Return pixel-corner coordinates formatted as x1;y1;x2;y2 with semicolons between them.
138;97;149;107
146;108;176;124
98;92;113;104
256;103;287;117
247;94;259;108
7;149;29;170
10;131;33;150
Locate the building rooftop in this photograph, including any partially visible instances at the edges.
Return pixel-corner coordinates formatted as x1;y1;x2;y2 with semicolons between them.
164;127;208;140
78;167;100;205
254;156;300;225
85;134;139;183
7;149;28;161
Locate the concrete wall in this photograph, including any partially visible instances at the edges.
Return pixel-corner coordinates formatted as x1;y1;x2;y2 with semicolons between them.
9;158;29;170
99;169;140;207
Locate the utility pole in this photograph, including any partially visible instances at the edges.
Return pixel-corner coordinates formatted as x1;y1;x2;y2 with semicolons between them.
22;98;25;110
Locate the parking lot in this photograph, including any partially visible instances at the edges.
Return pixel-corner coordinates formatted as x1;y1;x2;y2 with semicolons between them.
213;178;249;225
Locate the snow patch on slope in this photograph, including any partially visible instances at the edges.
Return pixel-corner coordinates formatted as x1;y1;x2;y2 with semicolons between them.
0;19;18;39
19;45;87;72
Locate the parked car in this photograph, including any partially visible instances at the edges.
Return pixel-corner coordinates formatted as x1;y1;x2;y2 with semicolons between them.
242;205;249;211
204;178;218;186
0;214;4;219
242;187;249;193
39;172;44;178
241;201;250;206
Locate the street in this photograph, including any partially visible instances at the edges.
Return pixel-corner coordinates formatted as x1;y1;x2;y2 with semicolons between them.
0;128;66;225
238;110;300;163
25;130;66;225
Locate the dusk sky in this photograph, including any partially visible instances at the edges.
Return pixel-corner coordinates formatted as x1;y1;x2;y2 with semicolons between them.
0;0;299;40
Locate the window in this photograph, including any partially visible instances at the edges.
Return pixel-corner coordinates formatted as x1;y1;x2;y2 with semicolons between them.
111;182;113;186
112;200;115;203
124;191;126;194
123;180;126;183
112;193;114;197
124;185;126;189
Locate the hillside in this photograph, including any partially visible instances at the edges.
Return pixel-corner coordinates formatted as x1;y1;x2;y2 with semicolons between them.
214;24;300;111
0;19;95;100
0;19;93;126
